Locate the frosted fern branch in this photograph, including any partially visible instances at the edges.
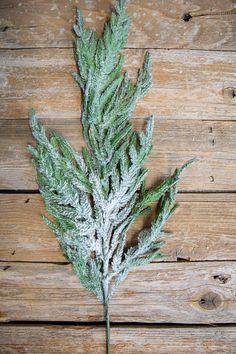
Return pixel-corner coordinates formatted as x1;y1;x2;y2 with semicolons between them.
28;0;194;329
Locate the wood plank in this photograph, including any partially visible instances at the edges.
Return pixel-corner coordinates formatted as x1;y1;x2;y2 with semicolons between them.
1;194;236;263
0;0;235;50
0;261;235;323
1;48;235;121
0;325;235;354
1;118;236;191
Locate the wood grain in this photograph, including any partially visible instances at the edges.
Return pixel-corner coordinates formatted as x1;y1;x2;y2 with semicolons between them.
0;48;235;121
0;325;235;354
1;193;236;263
0;0;235;50
0;0;236;350
0;261;235;323
1;118;236;191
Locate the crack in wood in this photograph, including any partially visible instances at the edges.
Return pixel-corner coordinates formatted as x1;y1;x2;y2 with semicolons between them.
182;9;236;21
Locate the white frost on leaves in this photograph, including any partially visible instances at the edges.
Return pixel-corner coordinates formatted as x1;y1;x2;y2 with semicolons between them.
28;0;193;304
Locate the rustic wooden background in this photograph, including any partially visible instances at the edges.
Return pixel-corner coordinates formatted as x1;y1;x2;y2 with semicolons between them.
0;0;236;353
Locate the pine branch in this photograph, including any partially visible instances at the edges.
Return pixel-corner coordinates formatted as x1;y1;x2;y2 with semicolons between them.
28;1;195;352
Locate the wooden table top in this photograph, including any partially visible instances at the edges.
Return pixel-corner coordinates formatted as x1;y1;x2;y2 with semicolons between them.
0;1;236;352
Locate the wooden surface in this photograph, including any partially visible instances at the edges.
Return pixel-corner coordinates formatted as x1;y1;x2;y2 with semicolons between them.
0;48;235;121
1;193;236;262
0;325;236;354
0;0;236;352
0;0;235;50
3;119;236;191
1;261;236;323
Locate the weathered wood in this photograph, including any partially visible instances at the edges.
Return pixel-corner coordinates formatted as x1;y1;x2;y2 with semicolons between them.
1;118;236;191
0;0;235;348
0;48;235;121
0;325;235;354
0;261;235;323
1;193;236;262
0;0;235;50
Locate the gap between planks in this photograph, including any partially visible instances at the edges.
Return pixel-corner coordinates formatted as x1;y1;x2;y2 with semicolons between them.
1;321;236;328
3;190;236;194
0;47;236;53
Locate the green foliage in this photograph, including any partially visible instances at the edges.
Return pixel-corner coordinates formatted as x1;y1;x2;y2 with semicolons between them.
28;0;194;304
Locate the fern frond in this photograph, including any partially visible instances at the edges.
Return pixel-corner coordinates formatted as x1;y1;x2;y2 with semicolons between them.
28;1;194;309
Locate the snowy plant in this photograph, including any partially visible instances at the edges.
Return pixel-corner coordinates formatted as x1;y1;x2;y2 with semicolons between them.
28;1;194;352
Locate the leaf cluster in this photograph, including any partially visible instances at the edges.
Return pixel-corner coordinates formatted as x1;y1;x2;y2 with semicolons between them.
28;0;194;303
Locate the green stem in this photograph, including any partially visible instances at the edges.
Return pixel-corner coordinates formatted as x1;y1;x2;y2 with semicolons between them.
104;301;110;354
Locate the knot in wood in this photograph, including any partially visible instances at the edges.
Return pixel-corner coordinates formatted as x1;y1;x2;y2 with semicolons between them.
198;291;222;310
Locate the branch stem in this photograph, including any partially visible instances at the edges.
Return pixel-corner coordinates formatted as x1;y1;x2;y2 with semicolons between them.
104;301;110;354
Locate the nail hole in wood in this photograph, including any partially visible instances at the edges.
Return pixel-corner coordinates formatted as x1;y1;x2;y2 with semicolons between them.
3;265;11;271
222;87;236;102
213;274;231;284
226;88;236;99
182;13;192;22
24;198;30;203
1;26;9;32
